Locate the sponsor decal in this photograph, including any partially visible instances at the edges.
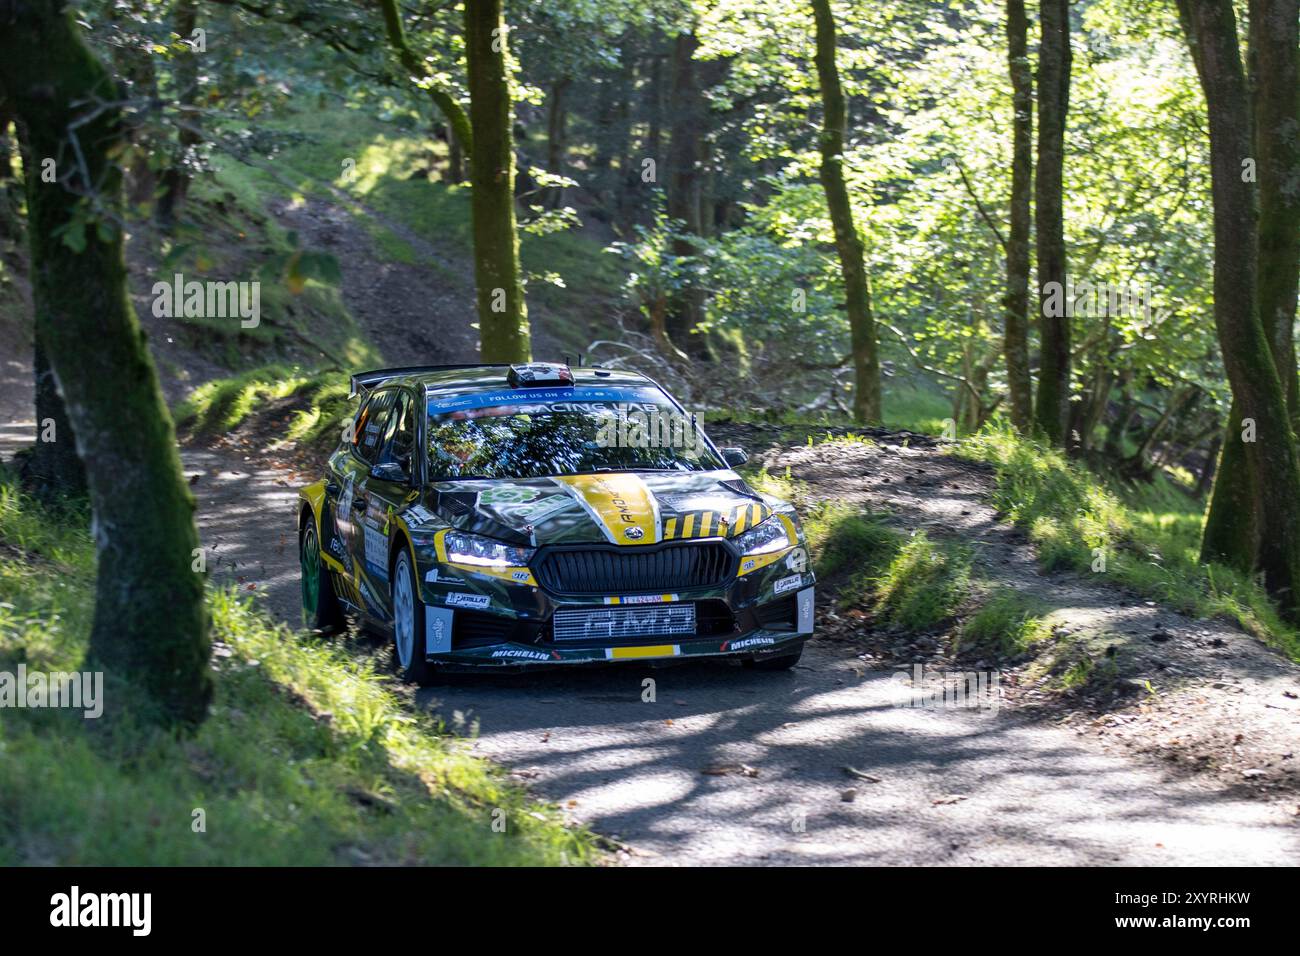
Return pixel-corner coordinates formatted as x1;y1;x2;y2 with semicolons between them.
364;524;388;576
358;578;381;609
445;592;491;609
726;635;778;651
797;586;815;634
424;566;465;584
404;504;438;528
773;573;803;595
511;569;531;582
479;486;541;505
426;606;453;654
428;386;660;416
335;475;355;537
553;473;661;546
490;647;551;662
785;547;808;572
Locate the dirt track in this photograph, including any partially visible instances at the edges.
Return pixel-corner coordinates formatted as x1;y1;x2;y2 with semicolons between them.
3;187;1297;865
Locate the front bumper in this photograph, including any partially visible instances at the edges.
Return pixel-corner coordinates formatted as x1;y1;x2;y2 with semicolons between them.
428;625;810;669
415;536;815;667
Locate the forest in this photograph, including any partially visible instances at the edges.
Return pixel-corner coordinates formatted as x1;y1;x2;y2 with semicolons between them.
0;0;1298;872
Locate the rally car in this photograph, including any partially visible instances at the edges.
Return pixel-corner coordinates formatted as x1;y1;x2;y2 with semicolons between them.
297;362;815;683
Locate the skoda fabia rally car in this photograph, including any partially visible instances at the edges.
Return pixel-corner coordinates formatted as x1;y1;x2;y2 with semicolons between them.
297;362;815;684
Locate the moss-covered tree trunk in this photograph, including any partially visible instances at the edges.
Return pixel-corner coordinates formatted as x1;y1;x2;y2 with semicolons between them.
1249;0;1300;420
811;0;882;424
463;0;529;363
1003;0;1034;433
1178;0;1300;622
1199;0;1299;571
1033;0;1071;444
0;0;211;726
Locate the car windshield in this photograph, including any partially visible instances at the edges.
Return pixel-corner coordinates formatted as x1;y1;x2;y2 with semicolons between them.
426;385;725;480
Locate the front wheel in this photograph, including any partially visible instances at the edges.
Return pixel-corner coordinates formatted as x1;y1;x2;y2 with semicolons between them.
301;522;343;632
392;549;437;685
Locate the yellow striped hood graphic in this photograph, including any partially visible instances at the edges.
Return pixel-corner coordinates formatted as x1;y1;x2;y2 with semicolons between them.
662;502;772;540
552;473;662;545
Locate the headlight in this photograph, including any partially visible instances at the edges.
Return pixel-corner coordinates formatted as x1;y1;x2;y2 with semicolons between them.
734;516;793;556
444;532;535;567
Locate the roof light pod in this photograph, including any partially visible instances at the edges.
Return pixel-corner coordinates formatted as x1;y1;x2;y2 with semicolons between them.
507;363;575;388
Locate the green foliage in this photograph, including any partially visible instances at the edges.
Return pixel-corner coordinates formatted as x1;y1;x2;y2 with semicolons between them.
0;467;595;866
957;424;1300;660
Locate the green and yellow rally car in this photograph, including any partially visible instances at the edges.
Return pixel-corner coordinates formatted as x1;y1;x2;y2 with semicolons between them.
297;363;815;683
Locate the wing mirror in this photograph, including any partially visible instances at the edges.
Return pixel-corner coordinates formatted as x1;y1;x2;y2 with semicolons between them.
370;461;409;484
720;447;749;468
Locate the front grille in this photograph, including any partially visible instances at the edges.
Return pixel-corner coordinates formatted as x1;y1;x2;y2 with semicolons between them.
534;542;735;595
553;604;696;642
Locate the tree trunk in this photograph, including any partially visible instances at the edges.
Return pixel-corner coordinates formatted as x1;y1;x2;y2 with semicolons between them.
1179;0;1300;620
156;0;202;230
23;333;86;497
0;0;211;726
446;129;465;184
664;32;707;357
464;0;529;362
1033;0;1072;444
544;77;569;209
1201;399;1257;568
1249;0;1300;420
1003;0;1034;432
811;0;881;423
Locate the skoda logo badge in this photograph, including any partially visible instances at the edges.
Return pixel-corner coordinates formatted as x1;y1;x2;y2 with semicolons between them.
624;526;645;540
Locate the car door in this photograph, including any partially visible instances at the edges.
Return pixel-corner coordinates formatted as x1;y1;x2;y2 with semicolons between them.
353;388;418;620
337;388;397;613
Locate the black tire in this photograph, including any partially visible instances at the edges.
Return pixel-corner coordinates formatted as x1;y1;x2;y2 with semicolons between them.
391;548;437;686
746;645;804;671
300;521;344;632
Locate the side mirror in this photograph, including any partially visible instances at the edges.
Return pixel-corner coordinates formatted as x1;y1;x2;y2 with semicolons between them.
721;447;748;468
371;461;409;484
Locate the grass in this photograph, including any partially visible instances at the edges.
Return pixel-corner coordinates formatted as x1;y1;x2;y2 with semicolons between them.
173;363;355;458
0;468;595;865
871;532;971;631
956;423;1300;661
957;590;1053;658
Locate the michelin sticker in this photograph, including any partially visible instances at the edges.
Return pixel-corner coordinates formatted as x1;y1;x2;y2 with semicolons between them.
491;648;550;662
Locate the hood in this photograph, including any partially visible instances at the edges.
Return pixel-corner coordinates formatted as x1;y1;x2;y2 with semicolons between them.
424;470;775;547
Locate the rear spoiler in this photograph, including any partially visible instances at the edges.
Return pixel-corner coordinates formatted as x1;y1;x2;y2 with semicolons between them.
348;364;504;399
